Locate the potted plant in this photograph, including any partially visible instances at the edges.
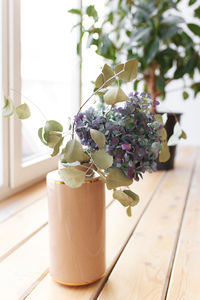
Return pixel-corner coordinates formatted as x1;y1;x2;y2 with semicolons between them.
2;59;186;285
69;0;200;169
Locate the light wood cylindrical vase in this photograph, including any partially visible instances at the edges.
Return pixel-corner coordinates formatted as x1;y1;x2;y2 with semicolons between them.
46;170;106;286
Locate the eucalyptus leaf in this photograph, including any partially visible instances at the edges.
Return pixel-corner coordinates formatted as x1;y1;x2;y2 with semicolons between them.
47;133;61;148
113;189;139;207
115;59;138;82
15;103;31;119
180;130;187;139
51;137;64;157
104;86;129;105
98;172;107;183
113;190;133;207
90;129;105;149
44;120;63;144
38;128;47;145
126;206;132;217
91;149;113;169
95;64;114;88
2;97;15;117
106;168;133;190
62;139;89;163
114;63;124;74
160;127;167;142
59;167;85;188
159;141;170;162
123;190;140;206
3;96;8;108
154;114;163;124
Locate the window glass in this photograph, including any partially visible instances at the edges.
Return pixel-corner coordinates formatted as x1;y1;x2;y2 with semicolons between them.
20;0;80;162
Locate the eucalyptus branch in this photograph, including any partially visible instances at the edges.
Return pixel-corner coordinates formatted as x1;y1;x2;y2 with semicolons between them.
72;68;125;138
96;169;107;180
10;88;47;121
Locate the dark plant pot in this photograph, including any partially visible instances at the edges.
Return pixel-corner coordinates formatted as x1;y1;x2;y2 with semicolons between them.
157;113;182;171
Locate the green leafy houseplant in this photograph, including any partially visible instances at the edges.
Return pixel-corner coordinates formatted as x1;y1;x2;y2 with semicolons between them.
2;59;186;216
69;0;200;113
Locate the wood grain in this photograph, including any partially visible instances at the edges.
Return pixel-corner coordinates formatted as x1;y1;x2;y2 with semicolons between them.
0;197;47;262
25;172;164;300
166;150;200;300
0;227;49;300
98;147;197;300
0;181;46;223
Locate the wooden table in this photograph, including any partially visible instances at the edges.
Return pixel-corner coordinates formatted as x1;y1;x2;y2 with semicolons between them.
0;146;199;300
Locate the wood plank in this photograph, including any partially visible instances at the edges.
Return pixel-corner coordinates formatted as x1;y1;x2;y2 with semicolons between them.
0;181;46;223
98;147;197;300
0;179;113;264
0;227;49;300
166;149;200;300
0;197;47;262
25;171;164;300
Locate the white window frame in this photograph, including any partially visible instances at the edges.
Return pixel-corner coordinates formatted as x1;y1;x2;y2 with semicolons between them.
0;0;9;200
0;0;81;199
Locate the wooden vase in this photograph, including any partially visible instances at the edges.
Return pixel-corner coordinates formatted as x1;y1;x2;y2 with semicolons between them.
46;170;106;286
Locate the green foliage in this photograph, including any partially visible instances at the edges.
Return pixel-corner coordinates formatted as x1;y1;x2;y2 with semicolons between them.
86;5;98;21
126;206;132;217
90;129;105;149
69;0;200;100
59;167;86;188
189;0;197;5
91;149;113;169
15;103;31;119
37;120;64;156
95;64;115;88
104;86;129;105
68;9;81;15
113;189;140;211
2;97;15;117
159;141;170;162
2;58;175;217
106;168;133;190
115;59;138;82
188;23;200;36
61;139;89;163
183;91;189;100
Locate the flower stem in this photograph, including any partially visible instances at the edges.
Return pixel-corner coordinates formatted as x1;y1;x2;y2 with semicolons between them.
10;88;47;121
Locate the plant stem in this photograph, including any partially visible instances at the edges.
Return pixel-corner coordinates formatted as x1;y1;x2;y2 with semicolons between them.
72;68;125;138
10;88;47;121
147;63;157;115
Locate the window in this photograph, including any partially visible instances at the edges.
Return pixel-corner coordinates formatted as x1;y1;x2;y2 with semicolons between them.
0;0;81;199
